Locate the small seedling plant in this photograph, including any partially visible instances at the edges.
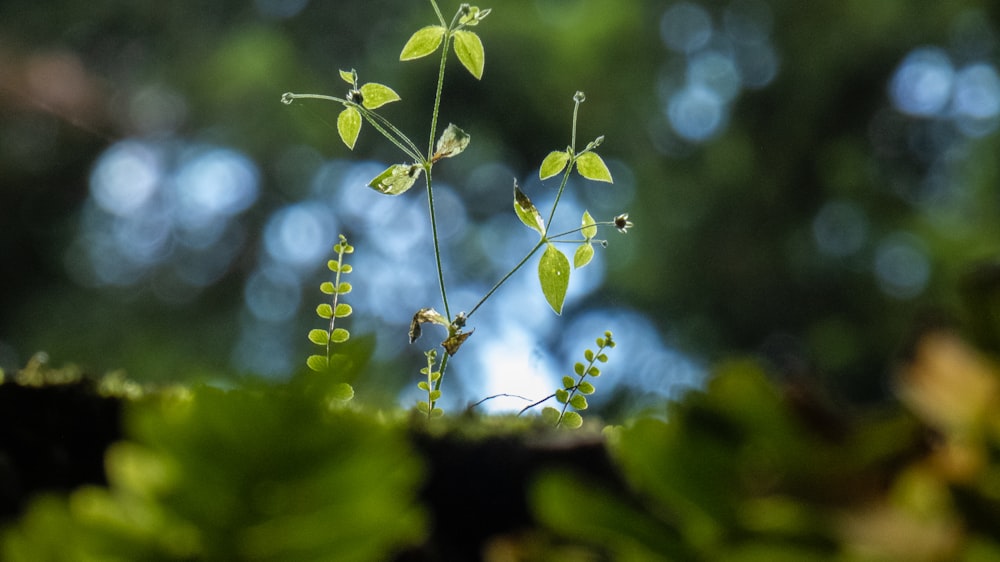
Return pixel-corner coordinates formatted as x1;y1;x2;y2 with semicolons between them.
283;1;632;421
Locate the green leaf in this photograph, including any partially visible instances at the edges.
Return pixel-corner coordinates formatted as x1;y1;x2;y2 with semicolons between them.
306;354;327;371
575;151;613;183
541;407;560;425
417;381;430;391
434;123;471;160
555;388;569;404
539;150;570;180
584;349;595;362
334;303;353;318
569;394;589;410
320;281;335;294
400;25;446;60
339;69;356;85
337;282;352;294
574;243;594;269
588;366;601;377
574;362;585;376
316;304;333;319
581;210;597;240
308;329;329;345
578;381;596;395
561;411;584;429
539;244;570;315
430;408;444;418
327;260;340;272
359;82;401;109
452;30;485;80
368;164;423;196
562;375;576;389
514;182;545;236
339;264;353;274
337;107;362;150
331;328;350;343
328;382;354;402
417;401;429;413
428;390;441;401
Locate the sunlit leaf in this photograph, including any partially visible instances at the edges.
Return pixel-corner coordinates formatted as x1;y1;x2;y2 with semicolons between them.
574;243;594;269
570;394;589;410
452;30;485;80
561;411;584;429
320;282;335;294
306;354;327;371
330;328;350;343
417;381;430;391
575;151;613;183
337;282;352;294
430;407;444;418
334;303;352;318
338;69;356;85
308;329;329;345
434;123;471;160
328;382;354;402
555;388;570;404
542;407;560;425
539;244;570;314
562;376;576;389
539;150;570;180
578;381;596;395
368;164;423;196
359;82;401;109
400;25;446;60
316;304;333;319
581;210;597;240
514;182;545;236
337;107;362;150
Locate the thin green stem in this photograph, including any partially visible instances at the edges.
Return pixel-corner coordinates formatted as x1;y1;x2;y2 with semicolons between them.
424;170;451;320
548;221;619;240
543;97;584;229
429;0;446;26
430;352;449;411
571;97;581;152
326;242;347;362
544;165;574;235
467;239;546;319
360;107;423;161
283;93;423;162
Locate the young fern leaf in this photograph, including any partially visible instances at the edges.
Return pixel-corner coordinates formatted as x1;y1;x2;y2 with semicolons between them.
416;349;444;419
540;330;615;429
307;234;355;401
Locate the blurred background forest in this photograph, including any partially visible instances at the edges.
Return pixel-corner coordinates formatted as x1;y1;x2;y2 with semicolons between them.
2;0;1000;415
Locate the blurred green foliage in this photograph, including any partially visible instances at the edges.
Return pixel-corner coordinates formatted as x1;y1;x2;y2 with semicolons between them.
7;329;1000;560
2;372;425;561
533;331;1000;561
